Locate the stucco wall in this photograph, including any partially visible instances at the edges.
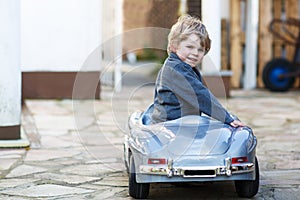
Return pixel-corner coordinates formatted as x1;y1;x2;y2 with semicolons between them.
0;0;21;126
21;0;102;72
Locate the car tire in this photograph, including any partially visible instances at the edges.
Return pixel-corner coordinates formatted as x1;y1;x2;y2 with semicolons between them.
235;157;259;198
129;155;150;199
262;58;295;92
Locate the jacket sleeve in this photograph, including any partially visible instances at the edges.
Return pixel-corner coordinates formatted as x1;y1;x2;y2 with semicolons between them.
162;63;234;124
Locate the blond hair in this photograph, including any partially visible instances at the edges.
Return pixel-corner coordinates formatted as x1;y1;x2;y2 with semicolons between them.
167;15;211;55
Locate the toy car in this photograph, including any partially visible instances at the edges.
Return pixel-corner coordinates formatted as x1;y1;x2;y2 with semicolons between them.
124;104;259;199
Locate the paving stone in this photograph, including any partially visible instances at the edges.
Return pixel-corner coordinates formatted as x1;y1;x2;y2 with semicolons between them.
273;188;300;200
0;159;19;171
93;173;128;187
252;117;287;127
86;157;119;164
82;145;123;161
38;129;69;136
0;195;27;200
0;184;94;197
90;188;128;200
24;149;81;162
77;132;118;146
50;158;82;166
260;141;300;152
6;165;47;178
25;100;69;115
39;135;81;148
0;178;38;189
76;184;112;191
261;170;300;181
261;179;300;186
34;115;77;130
0;149;26;158
34;172;100;185
60;164;113;176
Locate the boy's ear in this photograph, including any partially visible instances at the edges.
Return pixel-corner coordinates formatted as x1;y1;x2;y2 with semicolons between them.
169;44;177;52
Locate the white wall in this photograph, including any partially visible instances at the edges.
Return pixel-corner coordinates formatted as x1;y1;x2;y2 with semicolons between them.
21;0;102;72
201;0;221;72
220;0;230;19
0;0;21;126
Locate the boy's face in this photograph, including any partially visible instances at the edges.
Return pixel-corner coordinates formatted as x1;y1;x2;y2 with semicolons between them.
175;34;205;67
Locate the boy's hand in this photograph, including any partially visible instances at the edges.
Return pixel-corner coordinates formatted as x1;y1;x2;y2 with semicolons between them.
230;120;245;127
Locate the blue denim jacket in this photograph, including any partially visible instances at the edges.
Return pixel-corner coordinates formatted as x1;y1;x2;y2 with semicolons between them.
151;52;234;124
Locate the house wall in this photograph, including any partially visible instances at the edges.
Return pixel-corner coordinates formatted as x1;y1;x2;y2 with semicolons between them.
220;0;230;19
0;0;21;139
123;0;179;58
21;0;103;99
21;0;102;72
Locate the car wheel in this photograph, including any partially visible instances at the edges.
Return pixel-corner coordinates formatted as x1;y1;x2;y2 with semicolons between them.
235;157;259;198
129;155;150;199
262;58;295;92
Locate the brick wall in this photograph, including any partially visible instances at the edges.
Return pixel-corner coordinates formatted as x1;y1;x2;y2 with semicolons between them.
123;0;179;60
187;0;201;18
124;0;179;30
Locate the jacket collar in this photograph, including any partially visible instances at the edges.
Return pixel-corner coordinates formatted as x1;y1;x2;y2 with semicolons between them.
169;52;202;81
169;52;180;60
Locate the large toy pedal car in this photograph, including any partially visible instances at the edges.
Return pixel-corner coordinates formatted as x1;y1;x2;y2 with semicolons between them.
124;105;259;199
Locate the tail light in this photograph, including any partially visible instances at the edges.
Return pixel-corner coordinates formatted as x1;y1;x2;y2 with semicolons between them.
148;158;166;165
232;157;248;164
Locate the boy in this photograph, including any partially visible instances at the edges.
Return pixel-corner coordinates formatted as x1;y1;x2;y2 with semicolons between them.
150;15;243;127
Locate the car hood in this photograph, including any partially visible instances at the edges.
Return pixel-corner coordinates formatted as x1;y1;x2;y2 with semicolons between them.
130;115;234;156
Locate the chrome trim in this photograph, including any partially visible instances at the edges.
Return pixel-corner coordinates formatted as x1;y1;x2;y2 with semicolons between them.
167;158;173;177
231;163;254;174
225;157;232;176
139;161;255;178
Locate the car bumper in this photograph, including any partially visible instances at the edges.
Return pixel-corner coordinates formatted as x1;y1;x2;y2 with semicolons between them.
138;157;255;179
